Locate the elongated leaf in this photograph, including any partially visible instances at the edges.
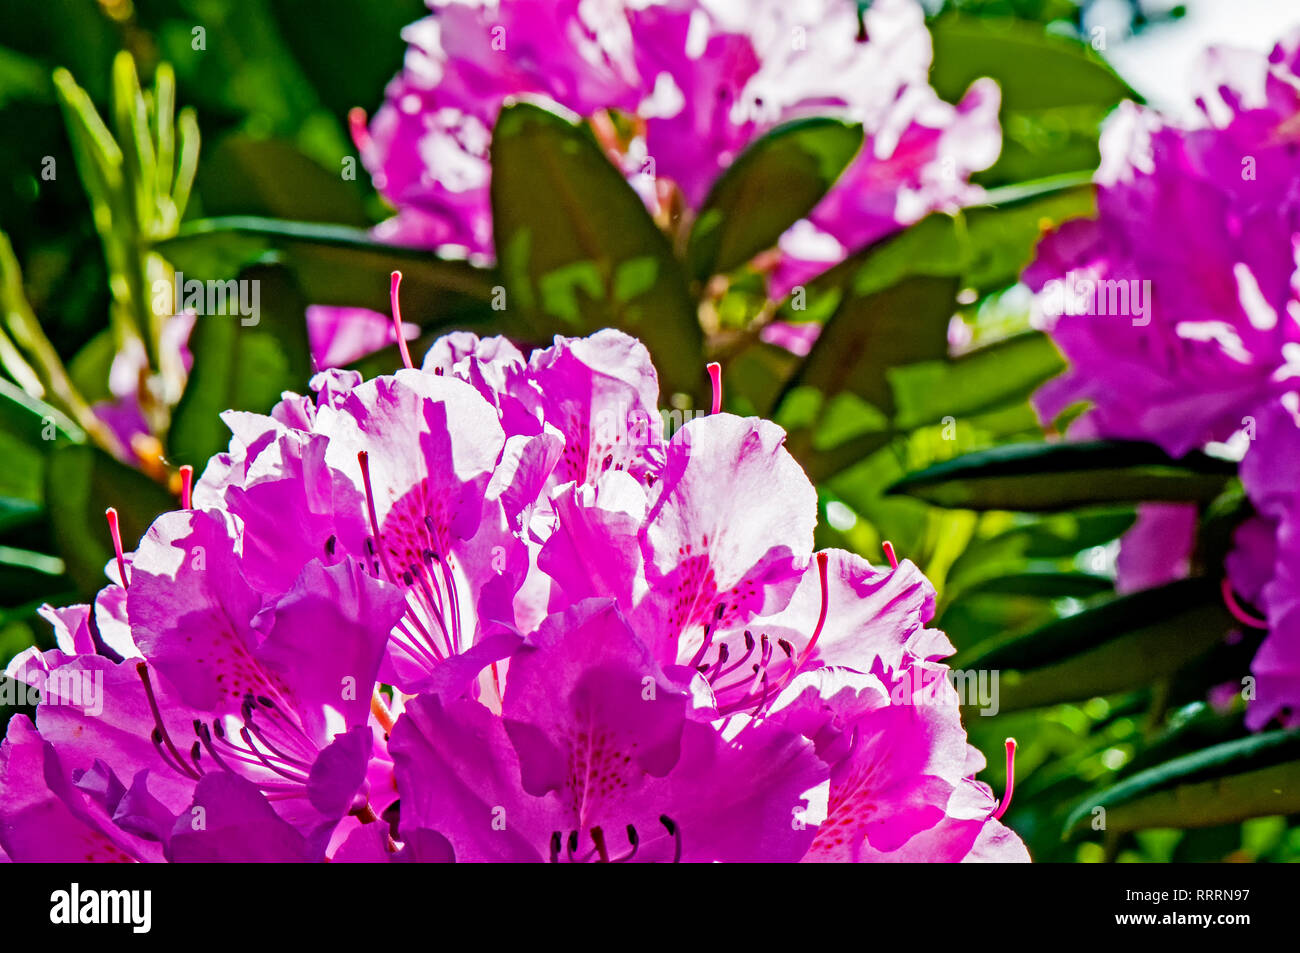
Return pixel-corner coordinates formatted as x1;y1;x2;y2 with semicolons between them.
958;570;1113;600
963;577;1216;670
888;440;1236;511
960;578;1231;712
162;217;500;336
490;101;703;397
0;544;71;607
929;14;1135;184
168;264;312;467
891;331;1065;431
780;275;960;421
777;176;1094;324
45;442;175;594
687;117;862;280
0;378;83;446
1064;730;1300;836
196;135;370;225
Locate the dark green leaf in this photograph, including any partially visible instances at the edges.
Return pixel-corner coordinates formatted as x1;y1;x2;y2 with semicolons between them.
163;217;500;337
888;440;1236;511
196;136;371;224
490;101;704;397
168;264;312;467
960;578;1231;712
1064;730;1300;836
45;442;175;594
686;117;862;280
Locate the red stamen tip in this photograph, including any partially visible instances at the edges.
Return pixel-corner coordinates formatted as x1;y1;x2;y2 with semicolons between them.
706;362;722;415
1221;578;1268;629
882;540;898;570
992;737;1017;821
390;270;414;370
179;464;194;510
105;507;128;589
348;107;372;152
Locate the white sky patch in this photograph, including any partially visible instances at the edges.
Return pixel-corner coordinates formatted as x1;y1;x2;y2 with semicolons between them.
1102;0;1298;119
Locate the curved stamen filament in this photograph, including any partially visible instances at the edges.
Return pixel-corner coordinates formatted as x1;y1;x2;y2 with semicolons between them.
390;271;414;370
357;450;398;583
1221;578;1268;629
105;507;129;588
991;737;1017;821
707;362;722;415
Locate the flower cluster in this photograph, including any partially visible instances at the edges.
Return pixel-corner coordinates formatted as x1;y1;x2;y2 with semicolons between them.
0;305;1026;861
1026;33;1300;728
311;0;1000;367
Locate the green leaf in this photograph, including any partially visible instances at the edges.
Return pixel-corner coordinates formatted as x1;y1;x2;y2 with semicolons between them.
961;178;1095;294
0;543;71;607
1064;730;1300;837
196;135;370;225
776;275;959;478
163;217;500;336
778;176;1094;323
958;570;1113;600
0;377;83;446
489;101;704;397
167;264;312;467
264;0;425;123
929;15;1135;185
45;442;175;594
890;331;1065;431
888;441;1236;511
686;117;862;280
960;578;1231;712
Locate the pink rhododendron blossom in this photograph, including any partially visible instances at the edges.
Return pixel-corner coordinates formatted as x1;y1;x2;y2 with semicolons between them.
0;318;1026;862
310;0;999;369
1026;33;1300;729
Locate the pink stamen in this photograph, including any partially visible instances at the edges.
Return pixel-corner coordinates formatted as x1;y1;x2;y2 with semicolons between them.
348;107;372;152
991;738;1017;821
179;464;193;509
882;540;898;570
390;271;414;370
707;362;722;415
357;450;398;583
1221;578;1268;629
795;552;831;669
105;507;128;589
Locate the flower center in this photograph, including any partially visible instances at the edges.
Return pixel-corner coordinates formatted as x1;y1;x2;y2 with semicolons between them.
135;662;321;803
694;551;830;717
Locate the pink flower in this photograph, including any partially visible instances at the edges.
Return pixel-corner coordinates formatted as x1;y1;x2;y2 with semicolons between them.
1026;32;1300;730
1;322;1026;862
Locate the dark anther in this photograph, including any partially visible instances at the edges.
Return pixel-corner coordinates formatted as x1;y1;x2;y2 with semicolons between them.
659;815;682;863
